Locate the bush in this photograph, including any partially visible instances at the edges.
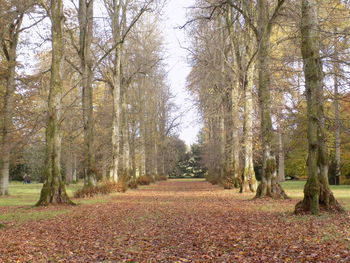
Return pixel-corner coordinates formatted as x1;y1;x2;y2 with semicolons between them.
128;179;138;189
155;174;168;181
206;175;220;185
221;177;235;189
74;181;127;198
136;175;152;185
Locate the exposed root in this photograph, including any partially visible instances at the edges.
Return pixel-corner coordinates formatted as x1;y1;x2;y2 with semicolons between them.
255;182;289;200
294;186;345;215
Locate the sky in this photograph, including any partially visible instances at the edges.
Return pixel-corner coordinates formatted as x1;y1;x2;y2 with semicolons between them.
162;0;202;146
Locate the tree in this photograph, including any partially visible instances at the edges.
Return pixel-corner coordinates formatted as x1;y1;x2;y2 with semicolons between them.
102;0;154;181
0;2;24;195
78;0;96;187
294;0;343;215
37;0;74;205
253;0;288;199
226;1;258;192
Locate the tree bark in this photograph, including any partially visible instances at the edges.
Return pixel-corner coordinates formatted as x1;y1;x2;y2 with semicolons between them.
295;0;343;215
226;6;240;186
333;58;341;185
65;142;73;183
109;44;122;181
37;0;74;205
79;0;96;187
242;62;258;192
121;82;131;175
255;0;287;199
219;110;226;180
278;129;285;182
0;12;23;196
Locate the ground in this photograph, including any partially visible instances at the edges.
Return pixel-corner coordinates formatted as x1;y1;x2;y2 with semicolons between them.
0;179;349;262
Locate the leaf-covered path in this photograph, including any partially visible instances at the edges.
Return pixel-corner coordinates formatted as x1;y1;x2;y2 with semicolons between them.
0;179;349;262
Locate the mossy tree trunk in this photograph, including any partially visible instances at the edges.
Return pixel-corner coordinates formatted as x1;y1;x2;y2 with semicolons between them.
242;61;258;192
226;6;241;186
0;12;23;196
79;0;96;187
107;0;125;182
121;83;131;174
277;129;285;182
37;0;74;206
295;0;344;215
226;2;258;192
241;0;257;192
255;0;287;199
333;49;341;185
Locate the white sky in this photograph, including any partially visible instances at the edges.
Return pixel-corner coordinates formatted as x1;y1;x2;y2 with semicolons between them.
162;0;202;146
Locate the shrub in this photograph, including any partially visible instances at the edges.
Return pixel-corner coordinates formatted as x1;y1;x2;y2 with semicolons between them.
221;177;235;189
74;181;127;198
128;179;138;189
155;174;168;181
136;175;152;185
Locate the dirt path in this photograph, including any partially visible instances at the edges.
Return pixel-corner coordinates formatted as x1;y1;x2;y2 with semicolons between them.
0;179;349;262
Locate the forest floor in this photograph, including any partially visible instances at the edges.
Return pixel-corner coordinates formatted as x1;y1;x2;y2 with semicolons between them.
0;179;350;262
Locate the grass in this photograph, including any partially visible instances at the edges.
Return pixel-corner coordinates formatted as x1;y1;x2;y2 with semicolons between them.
0;181;83;206
0;180;349;226
0;181;116;227
0;209;70;224
281;180;350;209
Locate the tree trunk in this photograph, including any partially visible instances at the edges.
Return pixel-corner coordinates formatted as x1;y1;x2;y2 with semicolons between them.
73;153;77;182
278;129;285;182
152;120;158;176
242;62;258;192
255;0;287;199
295;0;343;214
37;0;74;206
121;83;130;176
0;54;15;196
65;143;73;183
0;13;23;196
110;44;122;182
219;111;226;180
79;0;96;187
130;120;137;177
231;81;240;185
333;60;341;185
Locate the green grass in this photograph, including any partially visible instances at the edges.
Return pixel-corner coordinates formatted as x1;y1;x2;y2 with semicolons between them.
0;181;83;207
281;180;350;209
0;180;349;224
0;181;119;208
0;182;116;227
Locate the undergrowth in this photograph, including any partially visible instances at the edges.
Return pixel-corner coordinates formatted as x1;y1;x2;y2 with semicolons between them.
74;181;127;198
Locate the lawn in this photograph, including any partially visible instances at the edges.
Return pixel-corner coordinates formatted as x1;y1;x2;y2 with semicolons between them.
281;180;350;209
1;179;349;208
0;179;349;224
0;181;121;224
0;181;83;206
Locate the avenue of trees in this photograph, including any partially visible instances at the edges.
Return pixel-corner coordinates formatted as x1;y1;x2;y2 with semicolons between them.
1;0;350;215
185;0;349;214
0;0;186;204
